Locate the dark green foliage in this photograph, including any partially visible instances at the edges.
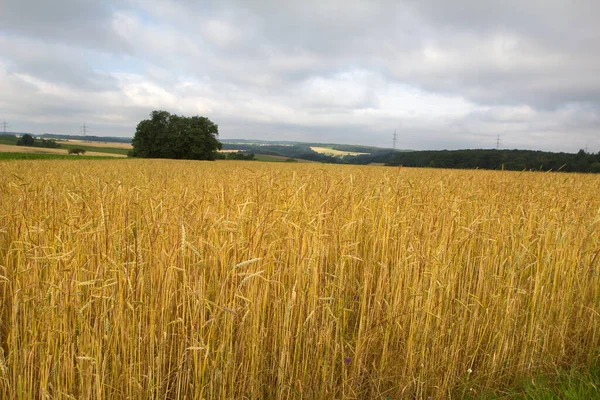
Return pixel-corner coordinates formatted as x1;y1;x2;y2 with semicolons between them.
16;134;35;146
252;154;293;162
36;139;61;148
222;143;600;172
15;134;61;148
214;151;255;160
68;148;86;155
346;149;600;173
0;135;18;145
132;110;222;160
225;152;255;160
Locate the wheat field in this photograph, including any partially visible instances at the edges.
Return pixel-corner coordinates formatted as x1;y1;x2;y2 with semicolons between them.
0;160;599;399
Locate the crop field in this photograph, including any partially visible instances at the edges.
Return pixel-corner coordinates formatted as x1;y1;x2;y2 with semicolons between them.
0;160;599;398
310;146;369;157
0;144;127;158
61;140;133;150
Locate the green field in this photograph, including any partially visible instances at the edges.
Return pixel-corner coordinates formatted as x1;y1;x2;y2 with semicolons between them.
475;364;600;399
58;142;130;156
0;136;18;145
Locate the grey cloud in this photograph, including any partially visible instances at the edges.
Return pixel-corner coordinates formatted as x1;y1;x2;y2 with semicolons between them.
383;1;600;109
0;0;129;53
135;0;600;110
0;37;119;91
0;0;599;152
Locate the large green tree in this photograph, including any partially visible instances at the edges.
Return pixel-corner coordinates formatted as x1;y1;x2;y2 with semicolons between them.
131;111;222;160
16;134;35;146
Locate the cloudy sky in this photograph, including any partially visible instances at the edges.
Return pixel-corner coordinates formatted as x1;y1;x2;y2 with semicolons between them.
0;0;599;151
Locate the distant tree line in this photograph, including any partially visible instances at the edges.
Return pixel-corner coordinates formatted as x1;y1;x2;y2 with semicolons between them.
215;151;256;160
375;149;600;173
40;134;131;143
223;143;600;173
16;134;61;148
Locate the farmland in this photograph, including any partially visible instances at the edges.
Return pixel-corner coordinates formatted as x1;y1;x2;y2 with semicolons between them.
0;135;129;158
0;144;127;158
0;160;599;398
63;139;133;150
310;146;369;157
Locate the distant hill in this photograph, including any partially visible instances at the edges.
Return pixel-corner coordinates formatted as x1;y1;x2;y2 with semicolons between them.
223;140;600;173
220;139;393;163
221;139;390;153
41;133;132;143
2;132;597;173
346;148;600;173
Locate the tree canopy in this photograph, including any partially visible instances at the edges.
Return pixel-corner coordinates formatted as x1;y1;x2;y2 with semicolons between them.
68;148;86;155
16;134;61;148
131;111;222;160
16;134;35;146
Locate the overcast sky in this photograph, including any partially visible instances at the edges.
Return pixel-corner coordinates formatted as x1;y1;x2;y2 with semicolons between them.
1;0;599;151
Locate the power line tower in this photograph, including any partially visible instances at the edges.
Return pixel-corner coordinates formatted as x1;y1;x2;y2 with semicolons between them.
496;134;501;149
392;129;398;150
2;120;7;134
80;122;88;137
